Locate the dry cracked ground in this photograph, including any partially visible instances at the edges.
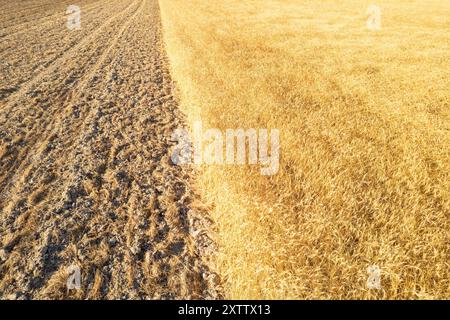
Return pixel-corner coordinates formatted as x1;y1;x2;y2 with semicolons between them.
0;0;220;299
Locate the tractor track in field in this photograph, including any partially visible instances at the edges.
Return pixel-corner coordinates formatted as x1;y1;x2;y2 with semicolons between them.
0;0;104;40
0;0;221;299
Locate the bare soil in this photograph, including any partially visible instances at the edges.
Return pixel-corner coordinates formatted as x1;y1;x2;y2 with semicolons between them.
0;0;220;299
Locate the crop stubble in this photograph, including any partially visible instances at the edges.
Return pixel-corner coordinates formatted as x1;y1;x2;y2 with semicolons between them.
0;0;220;299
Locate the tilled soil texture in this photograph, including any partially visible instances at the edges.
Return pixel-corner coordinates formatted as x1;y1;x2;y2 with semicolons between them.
0;0;220;299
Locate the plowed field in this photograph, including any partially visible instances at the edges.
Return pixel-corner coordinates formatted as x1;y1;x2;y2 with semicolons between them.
0;0;220;299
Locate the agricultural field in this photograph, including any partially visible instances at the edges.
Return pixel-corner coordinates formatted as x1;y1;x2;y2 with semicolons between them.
0;0;219;299
160;0;449;299
0;0;449;300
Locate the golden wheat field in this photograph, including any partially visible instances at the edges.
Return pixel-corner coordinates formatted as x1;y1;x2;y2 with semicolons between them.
160;0;449;299
0;0;448;301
